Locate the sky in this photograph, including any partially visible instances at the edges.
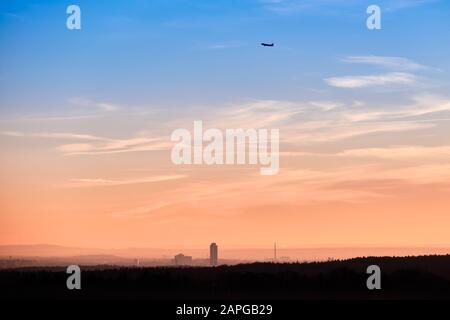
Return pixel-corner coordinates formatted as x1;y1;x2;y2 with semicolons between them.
1;0;450;252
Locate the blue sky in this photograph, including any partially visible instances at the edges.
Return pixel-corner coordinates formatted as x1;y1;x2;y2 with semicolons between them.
0;0;449;115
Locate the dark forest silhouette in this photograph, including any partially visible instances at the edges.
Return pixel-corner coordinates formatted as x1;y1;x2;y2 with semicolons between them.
2;255;450;300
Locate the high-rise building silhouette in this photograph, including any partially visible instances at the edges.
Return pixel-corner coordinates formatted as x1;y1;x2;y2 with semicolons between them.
210;242;218;266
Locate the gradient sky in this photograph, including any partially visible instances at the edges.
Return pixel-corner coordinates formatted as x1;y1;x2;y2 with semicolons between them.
1;0;450;250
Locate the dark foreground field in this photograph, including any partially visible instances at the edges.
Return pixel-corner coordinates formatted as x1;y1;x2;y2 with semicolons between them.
2;255;450;300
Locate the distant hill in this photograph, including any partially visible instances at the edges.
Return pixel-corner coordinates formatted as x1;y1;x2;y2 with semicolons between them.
0;244;184;259
1;244;450;261
0;244;101;257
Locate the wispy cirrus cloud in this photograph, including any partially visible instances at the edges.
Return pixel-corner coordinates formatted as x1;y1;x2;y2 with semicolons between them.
164;97;447;145
217;100;302;128
1;130;170;155
1;131;109;141
384;0;442;12
287;121;434;143
325;72;417;88
308;101;344;111
283;95;450;143
57;137;171;155
259;0;357;14
66;175;185;188
343;94;450;122
108;201;175;218
0;114;102;123
337;145;450;159
4;95;449;160
285;145;450;160
69;97;120;112
146;161;450;211
342;56;427;71
207;44;231;50
260;0;441;13
168;99;303;130
206;42;245;50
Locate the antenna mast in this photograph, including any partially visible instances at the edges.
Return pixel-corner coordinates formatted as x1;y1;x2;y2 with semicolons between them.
274;242;277;262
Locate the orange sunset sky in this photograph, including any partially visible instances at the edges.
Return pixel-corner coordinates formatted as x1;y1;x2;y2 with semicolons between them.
1;0;450;253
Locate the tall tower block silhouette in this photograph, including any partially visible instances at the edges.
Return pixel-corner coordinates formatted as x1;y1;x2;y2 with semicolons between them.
210;242;218;266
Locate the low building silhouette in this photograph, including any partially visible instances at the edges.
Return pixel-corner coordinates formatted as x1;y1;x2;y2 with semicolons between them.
174;253;192;266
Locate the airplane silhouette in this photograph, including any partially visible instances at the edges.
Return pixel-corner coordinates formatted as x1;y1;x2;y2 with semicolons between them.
261;43;274;47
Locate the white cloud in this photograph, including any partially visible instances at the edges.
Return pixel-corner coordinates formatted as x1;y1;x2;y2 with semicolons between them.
325;72;416;88
288;121;434;143
342;56;427;71
343;94;450;122
1;131;109;141
206;43;244;50
2;130;170;155
108;201;174;218
66;175;186;188
308;101;343;111
5;95;450;160
57;136;171;156
338;146;450;159
0;114;102;123
384;0;441;11
167;100;303;130
58;139;171;156
69;97;120;112
261;0;440;13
